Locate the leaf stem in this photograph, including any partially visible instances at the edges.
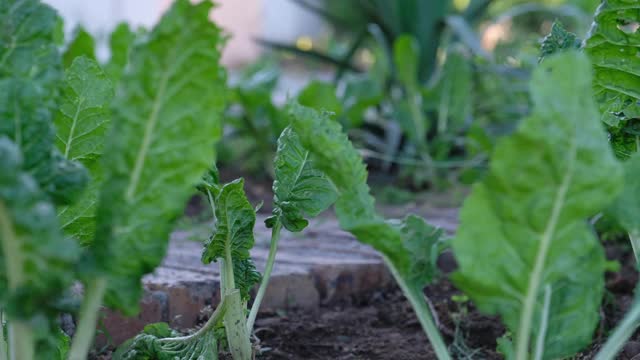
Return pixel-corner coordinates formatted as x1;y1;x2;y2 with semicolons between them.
158;293;229;344
67;277;107;360
516;136;575;360
8;322;34;360
594;299;640;360
246;220;282;332
628;231;640;266
0;311;6;360
0;201;34;360
533;285;552;360
384;257;451;360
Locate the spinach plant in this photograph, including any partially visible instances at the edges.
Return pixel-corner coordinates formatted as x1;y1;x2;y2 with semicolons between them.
453;51;622;359
0;0;227;359
114;126;337;360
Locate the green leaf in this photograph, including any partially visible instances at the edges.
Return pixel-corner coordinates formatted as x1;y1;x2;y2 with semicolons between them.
202;179;254;264
55;56;114;243
539;21;580;61
584;0;640;126
430;50;473;132
87;0;227;314
393;35;420;90
608;153;640;261
0;0;88;206
452;52;623;359
341;74;383;128
267;127;337;232
105;22;136;83
55;56;114;163
287;103;441;288
202;179;259;300
62;26;96;68
297;81;343;117
0;136;79;325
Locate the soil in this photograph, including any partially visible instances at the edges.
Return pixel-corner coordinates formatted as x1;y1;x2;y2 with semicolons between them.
248;242;639;360
95;242;639;360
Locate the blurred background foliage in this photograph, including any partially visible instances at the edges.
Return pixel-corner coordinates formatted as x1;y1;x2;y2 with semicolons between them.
217;0;600;190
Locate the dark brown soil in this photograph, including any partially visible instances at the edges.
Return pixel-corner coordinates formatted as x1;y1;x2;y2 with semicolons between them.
253;281;503;360
248;242;639;360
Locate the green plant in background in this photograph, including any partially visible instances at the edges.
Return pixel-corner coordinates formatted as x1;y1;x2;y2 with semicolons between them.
0;0;226;359
255;0;598;189
219;59;288;177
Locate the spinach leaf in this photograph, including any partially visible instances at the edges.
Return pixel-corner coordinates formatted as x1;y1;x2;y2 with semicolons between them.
86;0;226;314
55;56;114;244
0;0;87;206
202;179;260;301
584;0;640;127
266;127;337;232
608;153;640;263
105;23;136;84
452;52;622;359
288;103;449;358
62;26;96;68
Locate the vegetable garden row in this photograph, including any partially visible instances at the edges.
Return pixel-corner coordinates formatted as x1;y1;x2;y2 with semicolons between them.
1;0;640;359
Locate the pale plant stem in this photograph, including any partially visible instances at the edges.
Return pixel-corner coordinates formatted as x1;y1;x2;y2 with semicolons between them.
515;137;575;360
0;311;6;360
9;322;34;360
385;257;451;360
246;220;282;332
628;231;640;266
158;295;228;343
0;201;34;360
67;278;108;360
594;300;640;360
533;285;552;360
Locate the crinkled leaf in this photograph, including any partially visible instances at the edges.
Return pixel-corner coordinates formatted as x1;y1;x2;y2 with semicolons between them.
288;103;442;288
232;258;261;301
113;325;217;360
55;56;114;163
452;52;622;359
584;0;640;127
197;164;222;199
202;179;254;263
88;0;226;314
0;0;87;206
539;21;580;61
62;26;96;68
267;127;337;232
54;56;113;243
105;22;136;83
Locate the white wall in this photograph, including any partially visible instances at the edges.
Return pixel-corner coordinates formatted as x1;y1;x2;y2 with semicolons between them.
43;0;326;66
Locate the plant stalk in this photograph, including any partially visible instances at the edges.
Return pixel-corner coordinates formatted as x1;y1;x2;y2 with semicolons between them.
629;231;640;266
158;294;229;344
247;220;282;332
594;300;640;360
0;311;6;360
8;322;34;360
0;201;34;360
67;277;108;360
384;258;451;360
